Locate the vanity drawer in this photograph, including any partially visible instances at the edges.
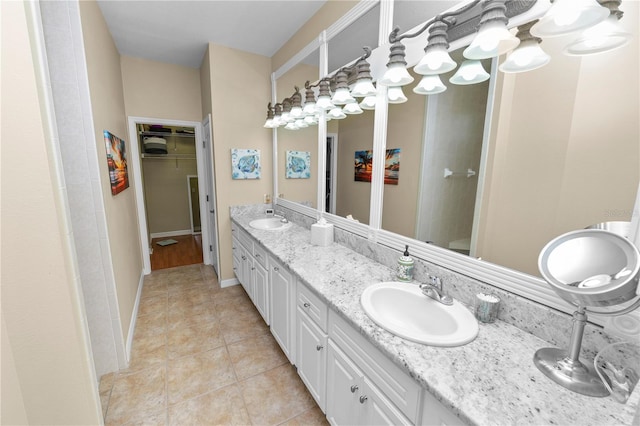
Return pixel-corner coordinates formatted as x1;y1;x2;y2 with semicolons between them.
297;283;328;333
329;310;421;423
237;227;253;252
253;243;267;268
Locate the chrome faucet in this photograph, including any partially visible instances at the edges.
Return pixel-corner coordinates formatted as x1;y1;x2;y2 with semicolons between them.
419;276;453;305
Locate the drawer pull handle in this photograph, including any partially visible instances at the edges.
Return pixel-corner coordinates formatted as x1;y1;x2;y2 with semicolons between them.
256;253;261;258
359;395;368;404
274;266;279;272
316;345;323;351
251;267;255;271
303;302;310;308
350;385;358;393
241;256;247;260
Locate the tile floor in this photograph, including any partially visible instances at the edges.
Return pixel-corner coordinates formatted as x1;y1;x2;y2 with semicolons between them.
99;264;328;425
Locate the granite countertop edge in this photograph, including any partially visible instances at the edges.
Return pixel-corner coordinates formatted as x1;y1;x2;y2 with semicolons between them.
231;214;636;426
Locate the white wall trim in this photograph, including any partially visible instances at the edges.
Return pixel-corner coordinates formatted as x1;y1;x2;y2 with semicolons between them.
220;278;240;288
149;229;193;239
126;271;145;364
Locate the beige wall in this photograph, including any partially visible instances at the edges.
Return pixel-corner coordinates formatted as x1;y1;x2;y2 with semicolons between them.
80;0;142;342
1;2;101;423
477;2;639;276
205;43;273;281
121;56;203;122
272;0;359;72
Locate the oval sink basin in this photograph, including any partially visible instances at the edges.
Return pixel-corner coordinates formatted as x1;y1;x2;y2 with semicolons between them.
249;217;292;231
361;282;478;347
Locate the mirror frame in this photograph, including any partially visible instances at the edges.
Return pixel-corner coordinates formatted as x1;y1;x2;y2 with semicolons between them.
272;0;640;332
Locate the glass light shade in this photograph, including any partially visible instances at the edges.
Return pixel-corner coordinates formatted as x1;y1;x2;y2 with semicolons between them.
343;102;363;115
263;118;274;128
379;64;414;87
464;21;520;60
351;79;377;97
302;102;316;115
284;121;298;130
304;114;318;125
413;75;447;95
387;86;408;104
414;48;457;75
327;106;346;120
281;111;291;123
530;0;608;38
360;95;376;110
450;60;490;85
290;106;303;118
565;15;632;56
295;118;308;128
272;114;282;127
331;87;356;105
316;95;334;110
499;39;551;73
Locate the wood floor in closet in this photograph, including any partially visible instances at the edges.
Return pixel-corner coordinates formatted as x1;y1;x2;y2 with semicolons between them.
150;234;203;270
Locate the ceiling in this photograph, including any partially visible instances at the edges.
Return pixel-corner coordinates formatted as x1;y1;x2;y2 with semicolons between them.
97;0;327;69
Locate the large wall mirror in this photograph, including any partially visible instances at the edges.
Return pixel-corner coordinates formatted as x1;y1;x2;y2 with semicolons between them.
273;0;639;317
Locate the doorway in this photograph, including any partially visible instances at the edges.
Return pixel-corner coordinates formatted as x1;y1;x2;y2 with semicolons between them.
128;117;218;274
187;175;201;234
326;133;338;215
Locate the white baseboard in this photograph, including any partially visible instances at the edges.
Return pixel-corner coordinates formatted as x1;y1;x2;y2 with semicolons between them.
150;229;192;239
220;278;239;288
126;271;145;364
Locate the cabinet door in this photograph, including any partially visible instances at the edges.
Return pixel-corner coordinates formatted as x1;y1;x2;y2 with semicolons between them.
362;377;412;426
232;237;242;282
240;245;253;299
269;259;295;363
252;261;269;325
326;341;362;426
297;310;327;412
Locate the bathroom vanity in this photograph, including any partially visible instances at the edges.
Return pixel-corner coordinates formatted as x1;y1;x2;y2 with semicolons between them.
231;212;637;426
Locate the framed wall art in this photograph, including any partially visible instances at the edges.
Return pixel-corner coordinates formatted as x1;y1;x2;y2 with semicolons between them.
285;150;311;179
231;148;261;180
104;130;129;195
354;148;399;185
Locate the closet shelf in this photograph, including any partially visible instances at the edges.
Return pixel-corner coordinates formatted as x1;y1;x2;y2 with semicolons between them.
141;153;196;160
139;131;195;138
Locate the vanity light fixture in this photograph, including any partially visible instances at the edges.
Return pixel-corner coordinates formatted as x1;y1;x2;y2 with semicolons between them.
463;0;520;60
387;86;409;104
343;102;364;115
315;79;334;111
289;87;304;118
359;95;377;110
263;103;275;128
530;0;608;38
414;19;457;75
327;105;347;120
272;103;283;127
302;82;317;115
350;47;377;98
450;60;490;85
413;74;447;95
564;0;632;56
331;68;357;105
499;20;551;73
378;38;415;87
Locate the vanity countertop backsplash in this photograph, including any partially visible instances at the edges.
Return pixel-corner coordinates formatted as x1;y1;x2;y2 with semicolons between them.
231;205;639;426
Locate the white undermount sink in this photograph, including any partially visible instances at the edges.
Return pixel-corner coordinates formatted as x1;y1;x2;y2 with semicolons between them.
249;217;292;231
361;282;478;347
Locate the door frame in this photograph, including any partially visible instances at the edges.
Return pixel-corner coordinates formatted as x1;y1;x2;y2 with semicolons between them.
326;133;338;215
202;114;221;279
127;116;212;274
186;175;200;234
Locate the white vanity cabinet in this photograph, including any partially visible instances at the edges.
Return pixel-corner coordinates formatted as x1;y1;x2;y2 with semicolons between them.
269;255;296;364
327;310;420;425
296;284;328;412
252;244;269;324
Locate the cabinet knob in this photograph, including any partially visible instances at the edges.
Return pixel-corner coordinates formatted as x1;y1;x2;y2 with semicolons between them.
273;266;279;272
303;302;310;308
256;253;261;258
251;267;255;271
359;395;368;404
316;344;324;351
241;255;246;260
350;385;359;393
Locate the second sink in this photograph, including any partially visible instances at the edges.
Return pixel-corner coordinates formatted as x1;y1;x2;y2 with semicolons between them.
249;217;292;231
361;281;478;347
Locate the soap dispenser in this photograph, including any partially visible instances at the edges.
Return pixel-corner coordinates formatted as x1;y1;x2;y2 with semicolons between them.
397;245;414;282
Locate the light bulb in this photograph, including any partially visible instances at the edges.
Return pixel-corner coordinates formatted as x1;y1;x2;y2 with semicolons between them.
450;60;490;85
565;14;632;56
316;96;334;110
413;75;447;95
351;79;376;97
531;0;608;38
464;21;520;60
343;102;363;115
360;96;376;110
302;102;316;115
327;106;346;120
331;87;356;105
499;39;550;73
379;64;414;87
387;86;408;104
414;48;457;75
290;106;303;118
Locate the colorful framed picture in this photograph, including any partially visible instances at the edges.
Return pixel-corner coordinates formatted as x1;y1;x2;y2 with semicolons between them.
231;149;261;180
104;130;129;196
354;148;400;185
286;151;311;179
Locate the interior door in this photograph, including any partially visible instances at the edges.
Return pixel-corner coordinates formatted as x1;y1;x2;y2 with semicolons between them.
202;115;219;277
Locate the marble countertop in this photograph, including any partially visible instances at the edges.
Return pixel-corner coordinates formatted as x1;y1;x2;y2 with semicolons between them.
231;214;637;426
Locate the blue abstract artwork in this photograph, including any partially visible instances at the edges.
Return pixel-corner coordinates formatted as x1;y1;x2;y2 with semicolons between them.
286;151;311;179
231;149;261;180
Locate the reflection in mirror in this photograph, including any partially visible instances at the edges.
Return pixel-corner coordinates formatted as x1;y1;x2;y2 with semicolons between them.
379;1;638;278
325;3;380;223
382;48;490;249
276;49;320;207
